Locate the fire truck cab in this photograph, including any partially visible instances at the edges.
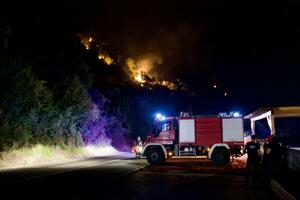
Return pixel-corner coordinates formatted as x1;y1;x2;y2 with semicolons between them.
141;112;244;166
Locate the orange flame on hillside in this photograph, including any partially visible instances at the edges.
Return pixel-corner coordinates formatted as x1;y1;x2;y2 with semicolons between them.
80;36;93;50
78;34;190;93
126;57;185;91
98;54;114;65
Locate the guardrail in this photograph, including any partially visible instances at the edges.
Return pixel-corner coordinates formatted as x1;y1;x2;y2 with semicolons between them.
285;146;300;173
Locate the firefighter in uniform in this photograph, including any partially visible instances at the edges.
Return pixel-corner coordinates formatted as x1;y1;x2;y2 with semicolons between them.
243;134;260;188
132;136;143;158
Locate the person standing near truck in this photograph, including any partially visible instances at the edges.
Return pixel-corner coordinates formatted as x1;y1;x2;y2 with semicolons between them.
132;136;143;158
263;134;279;189
243;135;260;188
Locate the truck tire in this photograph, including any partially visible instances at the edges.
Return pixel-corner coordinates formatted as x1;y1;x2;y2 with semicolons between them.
211;147;230;167
146;147;165;165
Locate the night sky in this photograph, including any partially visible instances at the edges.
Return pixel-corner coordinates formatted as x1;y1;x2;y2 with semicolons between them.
3;0;300;114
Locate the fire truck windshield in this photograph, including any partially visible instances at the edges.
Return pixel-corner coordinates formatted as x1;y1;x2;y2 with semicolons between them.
153;120;171;136
162;122;171;131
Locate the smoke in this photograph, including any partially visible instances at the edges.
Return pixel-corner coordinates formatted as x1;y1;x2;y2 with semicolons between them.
136;54;163;75
123;22;202;80
78;22;202;92
125;54;163;80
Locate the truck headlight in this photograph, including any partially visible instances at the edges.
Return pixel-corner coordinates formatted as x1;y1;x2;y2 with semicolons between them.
138;146;143;153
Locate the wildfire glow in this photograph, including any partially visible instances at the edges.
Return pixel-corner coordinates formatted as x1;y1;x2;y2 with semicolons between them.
159;80;178;90
98;54;114;65
79;34;116;66
78;34;191;93
135;72;146;83
80;35;94;50
126;57;188;91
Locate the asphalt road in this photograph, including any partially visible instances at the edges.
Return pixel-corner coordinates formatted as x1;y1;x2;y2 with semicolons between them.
0;154;281;200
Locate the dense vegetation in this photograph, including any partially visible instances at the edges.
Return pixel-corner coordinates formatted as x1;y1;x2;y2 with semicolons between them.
0;20;182;152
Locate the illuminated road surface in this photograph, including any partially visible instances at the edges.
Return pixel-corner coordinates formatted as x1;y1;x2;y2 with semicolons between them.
0;152;145;183
0;155;280;200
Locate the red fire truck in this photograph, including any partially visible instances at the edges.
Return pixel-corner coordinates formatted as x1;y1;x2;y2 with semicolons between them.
140;112;244;166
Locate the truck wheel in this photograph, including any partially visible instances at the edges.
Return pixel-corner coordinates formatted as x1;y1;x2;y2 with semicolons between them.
146;148;165;165
211;147;230;167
